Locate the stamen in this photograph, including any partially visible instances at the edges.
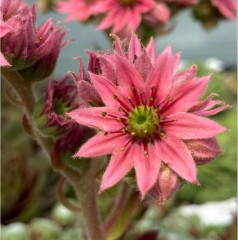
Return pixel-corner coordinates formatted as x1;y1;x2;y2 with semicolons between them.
144;150;148;156
140;92;146;105
128;97;135;108
119;147;125;152
102;112;107;117
116;117;121;121
104;132;109;136
131;86;136;92
113;95;118;99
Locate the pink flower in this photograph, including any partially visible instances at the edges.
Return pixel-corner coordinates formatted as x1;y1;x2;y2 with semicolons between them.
97;0;154;33
211;0;237;20
68;33;227;197
1;0;66;71
57;0;106;21
33;75;82;137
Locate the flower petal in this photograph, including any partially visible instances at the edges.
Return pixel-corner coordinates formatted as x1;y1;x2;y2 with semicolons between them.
68;107;123;132
89;72;130;110
128;32;142;62
115;53;144;100
74;131;126;158
145;46;174;104
146;37;157;64
134;143;161;197
163;112;227;139
162;75;210;116
156;135;197;183
100;140;134;191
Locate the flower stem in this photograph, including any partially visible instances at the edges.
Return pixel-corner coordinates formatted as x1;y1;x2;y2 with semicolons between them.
63;158;105;240
104;183;130;236
2;69;105;240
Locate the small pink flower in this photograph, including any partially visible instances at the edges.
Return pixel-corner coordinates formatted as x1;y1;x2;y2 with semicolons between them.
211;0;237;20
165;0;198;5
57;0;106;21
1;0;66;71
68;33;227;198
97;0;154;33
34;75;82;137
149;165;181;202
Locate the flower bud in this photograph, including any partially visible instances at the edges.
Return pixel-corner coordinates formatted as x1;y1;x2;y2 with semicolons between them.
149;165;181;203
185;137;223;165
33;75;81;137
50;125;95;170
1;0;66;75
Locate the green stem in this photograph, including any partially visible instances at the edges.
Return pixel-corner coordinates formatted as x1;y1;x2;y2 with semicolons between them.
2;69;105;240
104;183;130;237
63;158;105;240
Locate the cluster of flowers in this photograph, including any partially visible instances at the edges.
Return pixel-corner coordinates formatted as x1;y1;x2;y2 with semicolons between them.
0;0;65;80
0;0;232;202
57;0;237;35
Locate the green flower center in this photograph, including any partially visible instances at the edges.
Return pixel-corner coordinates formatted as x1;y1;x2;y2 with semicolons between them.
53;98;71;115
126;105;160;138
120;0;136;6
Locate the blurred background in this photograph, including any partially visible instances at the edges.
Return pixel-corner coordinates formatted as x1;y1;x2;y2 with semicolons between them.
1;1;237;239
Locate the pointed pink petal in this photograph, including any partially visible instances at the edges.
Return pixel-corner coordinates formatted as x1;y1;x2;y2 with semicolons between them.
128;8;142;31
162;75;210;116
0;52;10;66
68;107;124;132
77;80;103;106
89;72;130;110
146;37;157;64
163;112;227;139
97;11;115;30
134;50;153;81
156;135;197;183
211;0;237;19
75;131;126;158
134;143;161;197
115;54;144;100
112;10;131;33
145;46;174;104
173;52;181;74
173;65;197;86
99;56;117;85
189;93;230;116
100;140;134;191
128;32;142;62
0;20;12;38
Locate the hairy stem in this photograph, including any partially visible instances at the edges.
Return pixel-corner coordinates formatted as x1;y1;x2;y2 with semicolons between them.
104;183;130;236
2;69;105;240
64;158;104;240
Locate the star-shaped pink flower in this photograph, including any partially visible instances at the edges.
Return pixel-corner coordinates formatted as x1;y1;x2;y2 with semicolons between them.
68;33;227;197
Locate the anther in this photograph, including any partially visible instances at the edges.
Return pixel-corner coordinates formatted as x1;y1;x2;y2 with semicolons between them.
144;150;148;156
119;147;125;152
130;132;136;136
151;86;156;91
168;96;173;102
113;95;118;99
150;97;153;102
121;128;126;133
104;132;109;136
102;112;107;117
131;86;136;92
116;117;121;121
161;133;167;139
